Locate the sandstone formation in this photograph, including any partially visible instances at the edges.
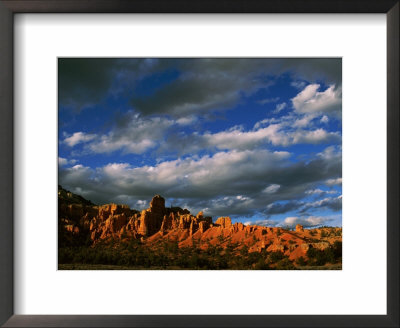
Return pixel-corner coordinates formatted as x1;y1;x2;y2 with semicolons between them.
58;186;342;262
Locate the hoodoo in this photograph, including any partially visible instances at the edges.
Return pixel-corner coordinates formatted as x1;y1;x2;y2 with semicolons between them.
58;186;342;263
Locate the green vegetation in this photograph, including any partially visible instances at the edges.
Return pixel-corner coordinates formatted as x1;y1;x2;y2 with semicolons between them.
296;256;306;266
306;241;342;266
58;238;342;270
320;230;328;238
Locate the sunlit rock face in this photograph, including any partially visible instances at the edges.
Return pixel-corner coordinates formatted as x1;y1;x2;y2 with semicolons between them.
58;186;342;261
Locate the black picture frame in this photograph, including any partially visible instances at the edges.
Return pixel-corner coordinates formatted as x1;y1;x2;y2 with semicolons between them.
0;1;398;327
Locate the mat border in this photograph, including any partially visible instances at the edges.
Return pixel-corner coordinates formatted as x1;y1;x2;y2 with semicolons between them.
0;1;398;327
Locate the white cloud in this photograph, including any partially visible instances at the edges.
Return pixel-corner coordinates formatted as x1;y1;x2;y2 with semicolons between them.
89;136;157;155
68;114;175;155
290;81;307;89
302;195;342;211
292;84;341;117
58;157;77;166
95;150;290;193
176;116;198;126
320;115;329;123
318;145;342;160
244;219;278;227
212;112;340;151
291;128;341;145
60;164;93;186
64;132;96;147
306;188;337;195
253;117;280;129
263;184;281;194
282;216;332;228
305;188;324;195
177;123;341;153
59;145;342;218
325;177;342;186
274;102;286;113
293;115;314;128
135;200;148;209
58;149;299;213
203;124;289;149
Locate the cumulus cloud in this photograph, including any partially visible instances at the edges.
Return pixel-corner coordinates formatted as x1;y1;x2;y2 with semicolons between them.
64;132;96;147
58;157;77;166
59;58;341;116
59;145;341;218
301;195;342;212
60;149;287;203
176;116;198;126
320;115;329;123
59;164;93;192
161;122;341;156
244;219;278;227
305;188;337;195
58;58;342;224
325;177;342;186
282;216;333;228
292;84;342;118
290;81;307;89
318;145;342;160
65;113;175;155
292;115;314;128
64;109;338;157
291;129;341;145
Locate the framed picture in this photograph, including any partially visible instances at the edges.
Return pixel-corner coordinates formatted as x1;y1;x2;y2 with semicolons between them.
57;57;344;272
0;0;398;327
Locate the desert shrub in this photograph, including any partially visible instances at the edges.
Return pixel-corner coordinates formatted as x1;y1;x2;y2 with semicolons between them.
306;246;318;259
269;251;285;263
60;230;335;270
323;247;335;264
296;256;306;266
246;251;263;266
254;258;270;270
307;245;340;266
306;247;327;265
275;258;295;270
218;257;228;270
226;243;238;254
240;245;249;256
333;241;342;259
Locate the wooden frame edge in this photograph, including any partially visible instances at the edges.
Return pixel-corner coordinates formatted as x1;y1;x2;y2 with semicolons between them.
0;1;398;327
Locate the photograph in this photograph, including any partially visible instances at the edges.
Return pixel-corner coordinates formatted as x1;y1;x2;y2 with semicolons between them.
58;58;342;270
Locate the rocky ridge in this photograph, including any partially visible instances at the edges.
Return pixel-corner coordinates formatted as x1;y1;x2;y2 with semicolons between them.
58;186;342;261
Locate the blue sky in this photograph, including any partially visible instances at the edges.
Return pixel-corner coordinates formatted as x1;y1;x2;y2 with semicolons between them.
58;58;342;228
